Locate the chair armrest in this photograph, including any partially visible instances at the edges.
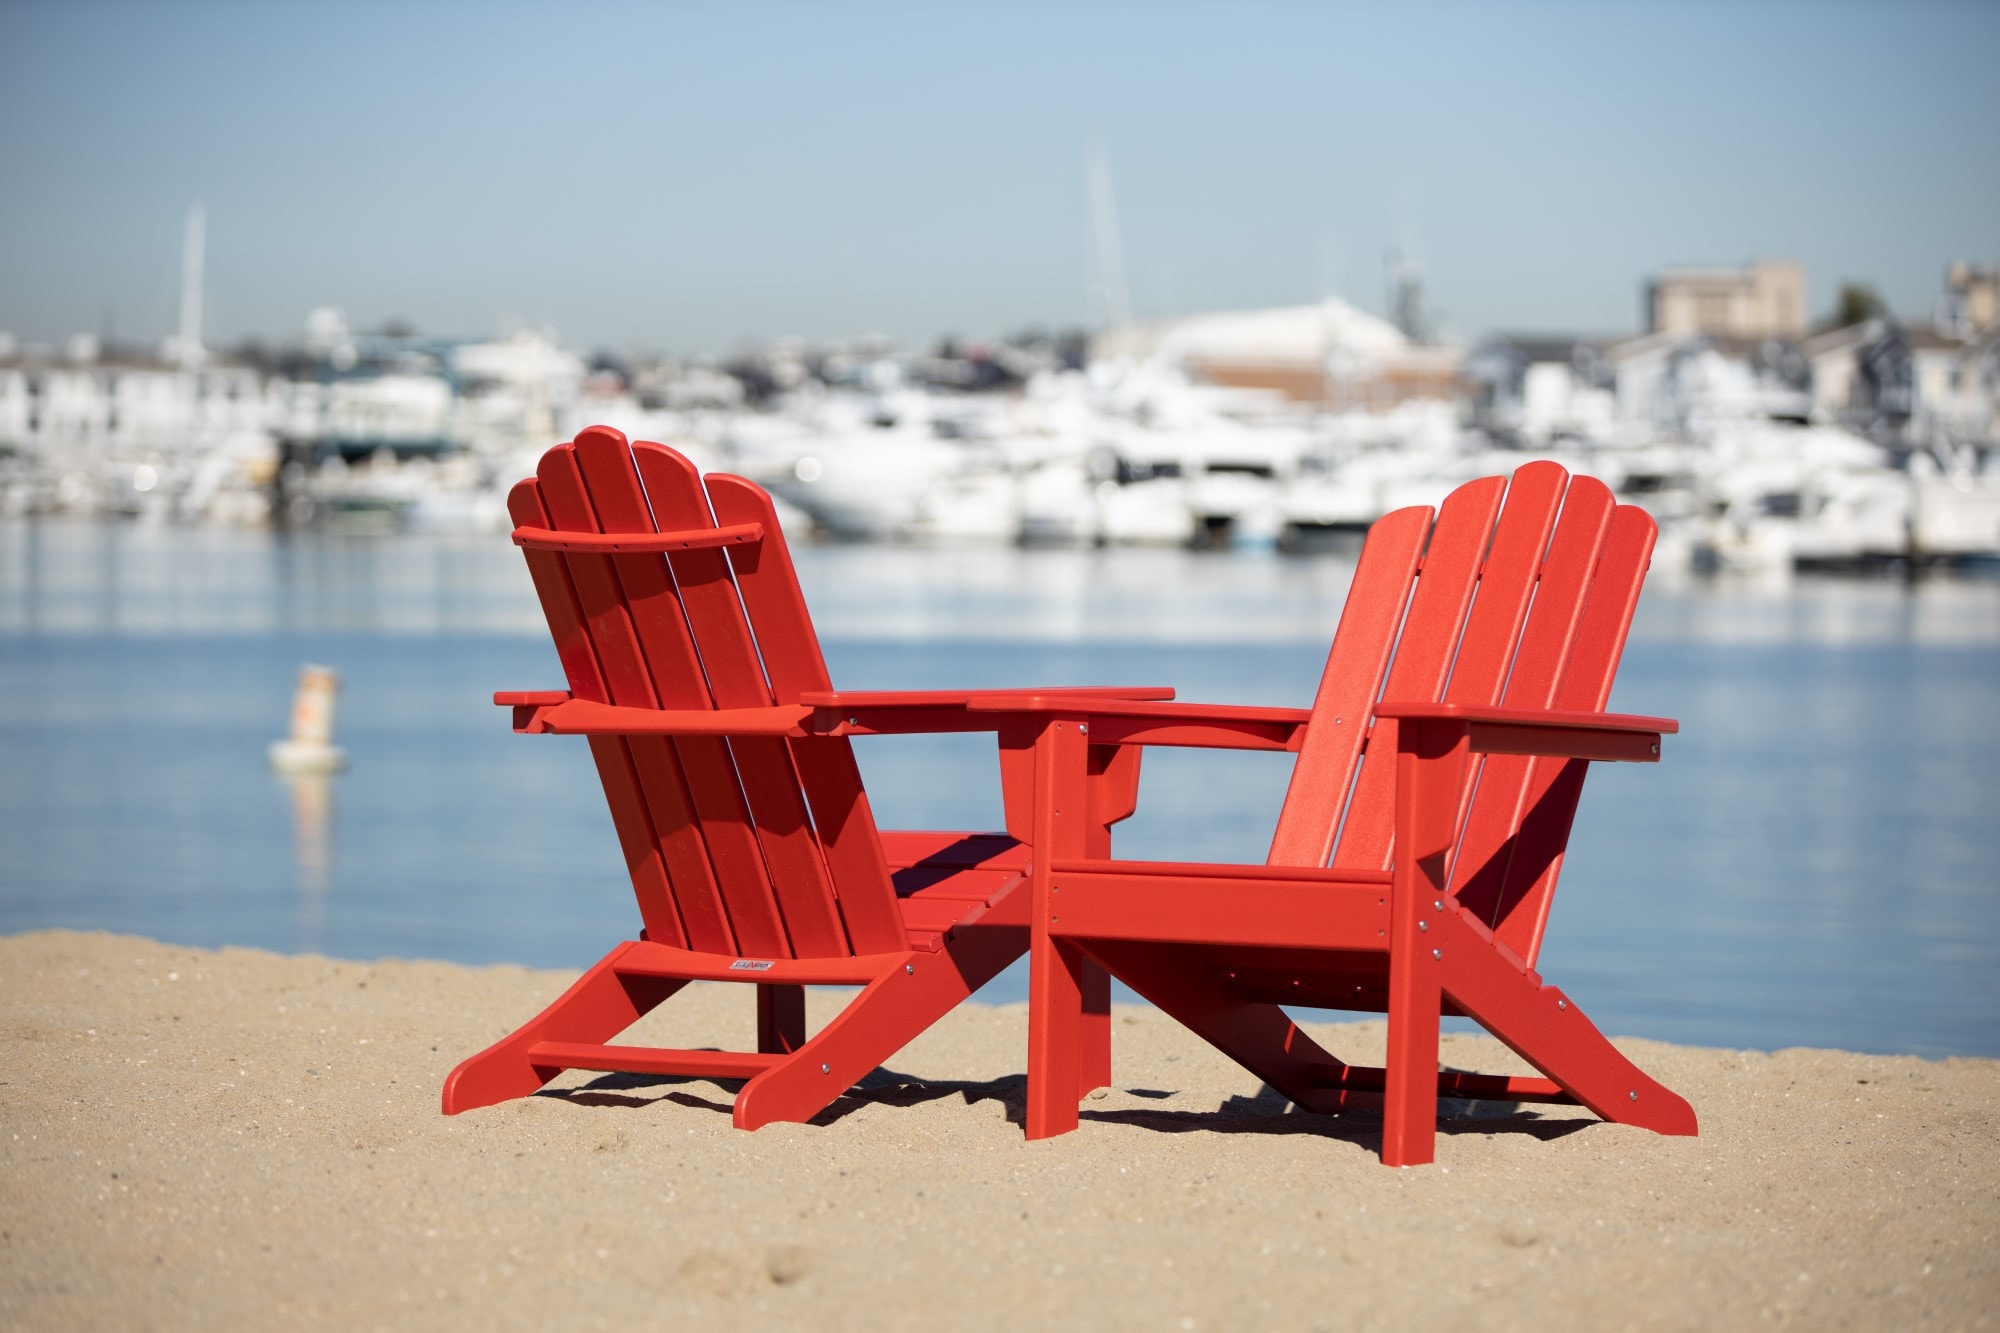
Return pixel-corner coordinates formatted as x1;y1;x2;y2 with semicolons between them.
496;690;571;731
1374;701;1676;764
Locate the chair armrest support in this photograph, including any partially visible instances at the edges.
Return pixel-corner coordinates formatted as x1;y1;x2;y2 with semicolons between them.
799;686;1175;708
510;522;763;553
506;697;813;737
801;687;1177;738
962;695;1314;753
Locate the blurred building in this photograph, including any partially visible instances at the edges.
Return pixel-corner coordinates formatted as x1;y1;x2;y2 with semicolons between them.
1935;261;2000;341
1800;263;2000;449
1461;335;1617;444
1091;299;1462;408
0;335;273;520
1608;331;1809;427
1647;260;1805;340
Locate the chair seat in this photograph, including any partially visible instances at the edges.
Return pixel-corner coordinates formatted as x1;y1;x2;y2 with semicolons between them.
885;830;1029;950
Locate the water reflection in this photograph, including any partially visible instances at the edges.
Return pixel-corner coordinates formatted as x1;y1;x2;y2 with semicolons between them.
279;772;333;951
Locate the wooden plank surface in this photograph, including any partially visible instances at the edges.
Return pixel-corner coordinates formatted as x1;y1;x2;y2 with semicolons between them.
1332;474;1506;872
706;472;908;956
535;440;738;955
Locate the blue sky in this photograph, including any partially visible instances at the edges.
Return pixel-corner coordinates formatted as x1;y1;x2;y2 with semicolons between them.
2;1;1995;353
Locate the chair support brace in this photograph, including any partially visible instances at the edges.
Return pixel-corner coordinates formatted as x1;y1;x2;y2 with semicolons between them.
511;521;763;553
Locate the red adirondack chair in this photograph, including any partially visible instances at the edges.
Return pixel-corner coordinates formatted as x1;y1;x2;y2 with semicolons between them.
443;427;1157;1128
991;460;1697;1164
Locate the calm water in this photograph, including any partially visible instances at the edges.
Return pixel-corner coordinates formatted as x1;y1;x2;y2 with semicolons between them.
3;520;1998;1058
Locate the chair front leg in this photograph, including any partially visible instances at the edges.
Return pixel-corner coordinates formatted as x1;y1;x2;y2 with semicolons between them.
1024;715;1094;1140
1382;717;1470;1166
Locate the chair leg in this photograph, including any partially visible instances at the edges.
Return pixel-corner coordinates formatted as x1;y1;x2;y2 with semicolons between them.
442;941;686;1114
1024;714;1095;1139
1383;722;1462;1166
1437;910;1697;1137
1382;938;1442;1166
732;924;1024;1130
757;983;806;1054
1080;958;1112;1096
1025;932;1088;1139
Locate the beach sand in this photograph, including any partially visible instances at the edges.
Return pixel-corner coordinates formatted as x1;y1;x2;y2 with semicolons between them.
2;929;1993;1330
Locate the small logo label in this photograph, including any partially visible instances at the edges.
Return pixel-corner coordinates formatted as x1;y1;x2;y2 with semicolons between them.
728;959;775;972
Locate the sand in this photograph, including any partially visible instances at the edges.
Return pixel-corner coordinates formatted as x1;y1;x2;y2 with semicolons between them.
2;929;1994;1331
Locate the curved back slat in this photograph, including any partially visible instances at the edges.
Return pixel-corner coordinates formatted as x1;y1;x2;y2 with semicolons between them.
506;472;689;950
1330;475;1507;872
567;430;796;959
1278;460;1653;966
1441;460;1568;709
631;442;854;959
705;473;907;956
534;441;744;955
508;428;905;962
1495;503;1656;966
1268;504;1429;867
1449;476;1615;932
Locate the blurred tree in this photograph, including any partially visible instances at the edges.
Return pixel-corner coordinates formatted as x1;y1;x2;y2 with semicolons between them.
1818;283;1888;333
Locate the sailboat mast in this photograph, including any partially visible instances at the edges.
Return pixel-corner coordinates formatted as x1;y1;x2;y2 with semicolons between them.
1086;145;1131;330
178;200;206;369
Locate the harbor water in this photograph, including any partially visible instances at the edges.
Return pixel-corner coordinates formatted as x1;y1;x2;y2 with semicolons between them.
3;519;1997;1059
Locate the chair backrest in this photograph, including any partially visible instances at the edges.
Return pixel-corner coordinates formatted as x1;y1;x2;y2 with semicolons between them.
508;427;907;960
1268;460;1654;968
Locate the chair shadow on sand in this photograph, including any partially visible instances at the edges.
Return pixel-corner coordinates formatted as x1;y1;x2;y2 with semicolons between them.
534;1064;1595;1151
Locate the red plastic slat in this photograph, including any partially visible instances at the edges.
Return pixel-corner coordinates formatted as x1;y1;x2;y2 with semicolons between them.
571;428;795;959
706;473;909;956
505;477;685;949
535;441;738;955
1451;476;1614;925
1500;503;1657;967
1269;505;1429;867
1388;461;1566;883
526;1041;780;1080
631;441;851;959
506;479;607;706
1331;475;1506;871
1443;460;1568;708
